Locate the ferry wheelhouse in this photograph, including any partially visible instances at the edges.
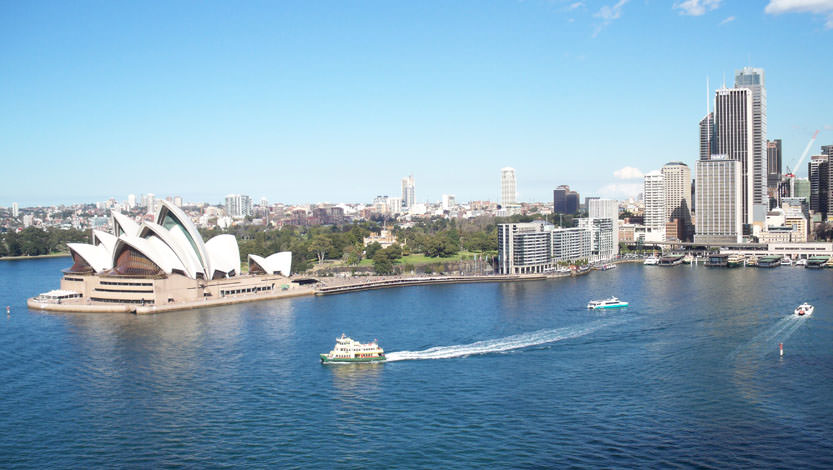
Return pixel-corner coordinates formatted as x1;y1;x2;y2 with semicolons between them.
320;334;385;364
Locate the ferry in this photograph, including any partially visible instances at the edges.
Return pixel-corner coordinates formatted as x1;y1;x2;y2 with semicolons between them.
599;263;616;271
587;297;629;309
727;254;744;268
643;256;659;265
320;334;386;364
794;303;814;316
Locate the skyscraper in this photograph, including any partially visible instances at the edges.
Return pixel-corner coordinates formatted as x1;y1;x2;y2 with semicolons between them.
401;175;415;210
734;67;768;222
500;167;517;207
699;112;714;161
588;199;619;256
553;185;579;214
767;139;782;205
808;154;829;218
695;158;743;244
661;162;693;241
11;202;19;218
824;145;833;220
714;87;754;225
643;171;666;241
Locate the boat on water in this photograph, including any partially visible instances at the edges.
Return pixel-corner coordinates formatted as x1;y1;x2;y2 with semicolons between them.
643;256;659;265
727;254;744;268
780;257;792;266
682;255;694;264
794;303;814;316
587;297;629;309
795;258;807;267
320;334;385;364
600;264;616;271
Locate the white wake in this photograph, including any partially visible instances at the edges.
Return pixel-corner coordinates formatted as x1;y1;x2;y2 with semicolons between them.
385;317;626;362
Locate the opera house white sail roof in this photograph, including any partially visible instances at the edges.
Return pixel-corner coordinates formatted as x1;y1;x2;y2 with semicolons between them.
66;200;291;280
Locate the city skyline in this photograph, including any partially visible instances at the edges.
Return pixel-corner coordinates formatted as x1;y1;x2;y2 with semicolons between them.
2;1;833;207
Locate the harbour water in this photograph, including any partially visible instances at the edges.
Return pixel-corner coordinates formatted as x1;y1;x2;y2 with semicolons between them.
1;258;832;468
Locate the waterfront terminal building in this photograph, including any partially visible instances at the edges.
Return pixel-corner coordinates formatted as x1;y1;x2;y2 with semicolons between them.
498;219;616;274
30;201;298;313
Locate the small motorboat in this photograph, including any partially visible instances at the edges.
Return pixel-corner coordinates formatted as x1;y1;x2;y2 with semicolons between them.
794;303;814;316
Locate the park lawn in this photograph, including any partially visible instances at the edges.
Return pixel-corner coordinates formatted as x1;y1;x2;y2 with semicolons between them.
349;251;478;267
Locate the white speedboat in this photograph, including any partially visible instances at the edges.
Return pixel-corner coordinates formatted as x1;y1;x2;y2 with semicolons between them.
587;297;629;309
643;256;659;265
780;257;792;266
794;303;814;316
795;258;807;266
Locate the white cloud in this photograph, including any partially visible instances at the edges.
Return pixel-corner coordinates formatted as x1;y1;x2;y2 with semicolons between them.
598;183;643;198
569;1;584;10
593;0;629;36
765;0;833;28
720;15;736;24
673;0;722;16
613;166;644;180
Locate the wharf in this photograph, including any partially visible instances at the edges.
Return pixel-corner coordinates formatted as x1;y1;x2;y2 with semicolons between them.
314;274;546;295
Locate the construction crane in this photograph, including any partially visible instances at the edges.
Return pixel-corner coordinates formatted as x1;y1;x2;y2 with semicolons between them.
785;130;820;177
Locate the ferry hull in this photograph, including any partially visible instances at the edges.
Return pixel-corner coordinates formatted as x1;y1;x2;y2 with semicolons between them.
588;303;628;310
320;354;386;364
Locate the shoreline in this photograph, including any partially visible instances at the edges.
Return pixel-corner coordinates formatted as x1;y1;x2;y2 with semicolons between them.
1;253;71;261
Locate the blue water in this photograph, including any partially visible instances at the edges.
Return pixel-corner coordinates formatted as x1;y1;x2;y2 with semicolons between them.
1;258;833;468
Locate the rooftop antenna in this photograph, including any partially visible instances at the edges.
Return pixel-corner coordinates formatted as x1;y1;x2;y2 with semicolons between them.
722;72;726;89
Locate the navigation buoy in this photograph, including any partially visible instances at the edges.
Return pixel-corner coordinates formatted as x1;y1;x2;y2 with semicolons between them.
779;342;783;357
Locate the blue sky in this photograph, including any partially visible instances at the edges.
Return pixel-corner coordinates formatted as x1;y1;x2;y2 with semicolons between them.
2;0;832;207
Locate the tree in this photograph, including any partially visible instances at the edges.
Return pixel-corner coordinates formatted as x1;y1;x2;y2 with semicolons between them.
309;235;333;264
365;241;382;259
344;244;363;266
372;252;394;275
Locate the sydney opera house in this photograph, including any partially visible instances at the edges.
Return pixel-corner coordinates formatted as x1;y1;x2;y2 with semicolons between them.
29;201;305;313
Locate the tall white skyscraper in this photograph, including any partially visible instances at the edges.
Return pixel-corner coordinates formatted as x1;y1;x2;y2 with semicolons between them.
441;194;456;211
11;202;19;218
127;194;136;209
401;175;415;210
500;167;517;207
714;87;754;225
661;162;693;241
735;67;768;222
643;171;666;241
695;158;743;243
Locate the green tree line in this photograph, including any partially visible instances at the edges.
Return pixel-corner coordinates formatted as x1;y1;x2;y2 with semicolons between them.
0;227;90;257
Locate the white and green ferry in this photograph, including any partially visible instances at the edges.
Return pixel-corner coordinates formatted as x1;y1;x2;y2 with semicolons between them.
320;334;386;364
587;297;629;310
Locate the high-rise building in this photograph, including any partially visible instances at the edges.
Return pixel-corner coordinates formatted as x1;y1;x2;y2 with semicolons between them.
553;185;579;214
735;67;768;222
225;194;253;218
127;194;136;209
11;202;19;218
699;112;714;161
401;175;415;210
714;87;755;225
174;196;183;207
588;199;619;257
643;171;666;241
578;217;617;262
767;139;782;202
695;158;743;244
500;167;517;207
661;162;693;241
497;222;594;274
794;178;811;202
824;145;833;220
808;154;829;218
441;194;456;211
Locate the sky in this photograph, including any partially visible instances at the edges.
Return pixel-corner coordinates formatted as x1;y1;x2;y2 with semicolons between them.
1;0;832;207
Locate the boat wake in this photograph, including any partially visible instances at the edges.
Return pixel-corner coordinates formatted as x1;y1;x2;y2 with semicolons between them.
729;314;809;360
384;317;627;362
